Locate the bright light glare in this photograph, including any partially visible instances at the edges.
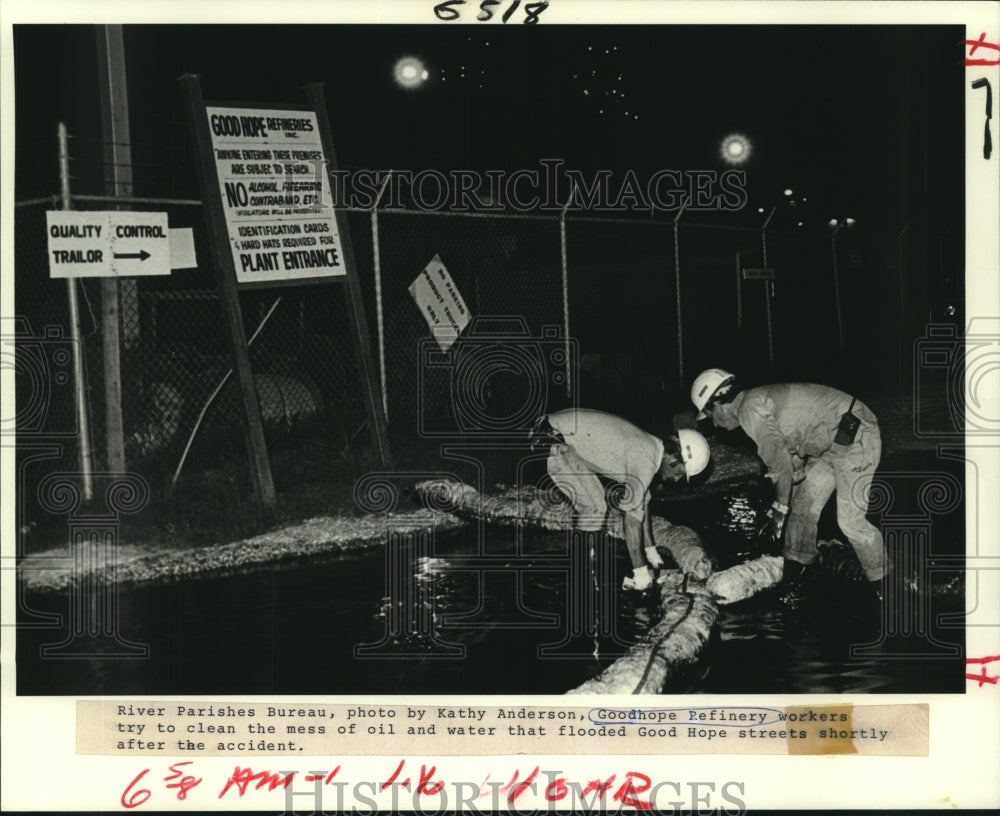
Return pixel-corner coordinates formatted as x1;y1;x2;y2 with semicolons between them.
394;56;428;89
720;134;751;165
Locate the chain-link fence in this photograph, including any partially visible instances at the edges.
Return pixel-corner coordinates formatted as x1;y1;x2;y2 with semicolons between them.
12;163;892;532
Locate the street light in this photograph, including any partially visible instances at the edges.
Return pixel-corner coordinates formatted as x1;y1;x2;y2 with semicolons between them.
740;188;805;363
735;203;778;364
828;217;856;350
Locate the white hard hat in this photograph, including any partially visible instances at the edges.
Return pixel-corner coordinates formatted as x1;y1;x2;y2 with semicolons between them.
678;428;711;479
691;368;735;419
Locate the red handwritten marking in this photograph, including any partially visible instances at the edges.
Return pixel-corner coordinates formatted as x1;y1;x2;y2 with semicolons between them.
304;766;341;784
545;777;569;801
381;759;410;790
613;771;654;810
417;764;445;796
164;761;203;801
965;33;1000;66
496;768;519;797
507;766;540;804
582;774;617;798
120;762;666;808
495;767;539;803
965;658;999;687
121;769;152;809
218;767;296;799
966;33;1000;55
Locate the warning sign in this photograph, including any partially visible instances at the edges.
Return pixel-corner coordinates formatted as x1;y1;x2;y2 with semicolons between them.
206;107;346;284
46;211;171;278
409;255;471;351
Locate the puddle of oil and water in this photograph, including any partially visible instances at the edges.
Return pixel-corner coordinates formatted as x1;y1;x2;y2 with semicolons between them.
17;455;965;696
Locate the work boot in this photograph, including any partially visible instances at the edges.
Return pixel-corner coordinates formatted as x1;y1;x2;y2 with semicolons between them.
777;558;815;606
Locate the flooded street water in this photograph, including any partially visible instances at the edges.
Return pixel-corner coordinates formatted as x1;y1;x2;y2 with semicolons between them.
18;454;965;696
18;530;660;695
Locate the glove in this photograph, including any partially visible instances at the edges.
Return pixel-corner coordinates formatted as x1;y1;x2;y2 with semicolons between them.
622;566;653;591
767;501;788;542
644;546;665;569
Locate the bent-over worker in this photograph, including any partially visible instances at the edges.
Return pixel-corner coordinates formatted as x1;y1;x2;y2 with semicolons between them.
691;368;886;599
531;408;711;591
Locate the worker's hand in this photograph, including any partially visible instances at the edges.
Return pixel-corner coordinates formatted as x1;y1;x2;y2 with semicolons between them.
622;566;653;592
644;546;665;569
767;501;788;542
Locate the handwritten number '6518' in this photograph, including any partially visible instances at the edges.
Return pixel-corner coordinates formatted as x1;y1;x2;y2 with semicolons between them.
434;0;549;23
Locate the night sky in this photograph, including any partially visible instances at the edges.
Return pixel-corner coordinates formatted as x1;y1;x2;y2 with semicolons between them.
12;22;968;390
13;24;964;231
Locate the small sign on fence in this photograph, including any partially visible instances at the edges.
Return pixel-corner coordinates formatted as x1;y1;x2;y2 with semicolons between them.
46;211;173;278
409;255;471;352
742;266;775;281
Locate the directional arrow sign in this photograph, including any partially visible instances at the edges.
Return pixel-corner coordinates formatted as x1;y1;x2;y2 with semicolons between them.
47;211;171;278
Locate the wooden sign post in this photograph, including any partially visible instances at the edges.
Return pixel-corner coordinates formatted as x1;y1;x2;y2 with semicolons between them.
180;75;390;511
304;82;390;466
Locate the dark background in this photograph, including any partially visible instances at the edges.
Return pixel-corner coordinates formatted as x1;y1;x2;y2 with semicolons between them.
13;24;966;393
10;23;968;538
10;21;972;701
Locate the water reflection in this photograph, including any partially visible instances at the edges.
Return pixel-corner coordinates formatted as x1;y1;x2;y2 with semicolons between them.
18;478;964;695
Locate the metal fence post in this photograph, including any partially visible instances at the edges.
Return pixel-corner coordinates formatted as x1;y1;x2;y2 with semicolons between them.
831;222;845;351
305;82;390;466
560;190;573;399
735;250;743;329
761;205;776;364
372;173;393;422
57;122;95;502
672;202;687;383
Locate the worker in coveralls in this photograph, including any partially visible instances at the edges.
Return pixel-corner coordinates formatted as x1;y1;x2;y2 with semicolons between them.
530;409;711;592
691;368;886;599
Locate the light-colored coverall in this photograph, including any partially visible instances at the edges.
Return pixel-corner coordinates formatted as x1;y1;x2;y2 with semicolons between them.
546;408;663;539
731;384;886;580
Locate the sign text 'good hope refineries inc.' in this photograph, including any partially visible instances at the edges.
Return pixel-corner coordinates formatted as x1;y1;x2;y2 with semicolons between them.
207;108;345;284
